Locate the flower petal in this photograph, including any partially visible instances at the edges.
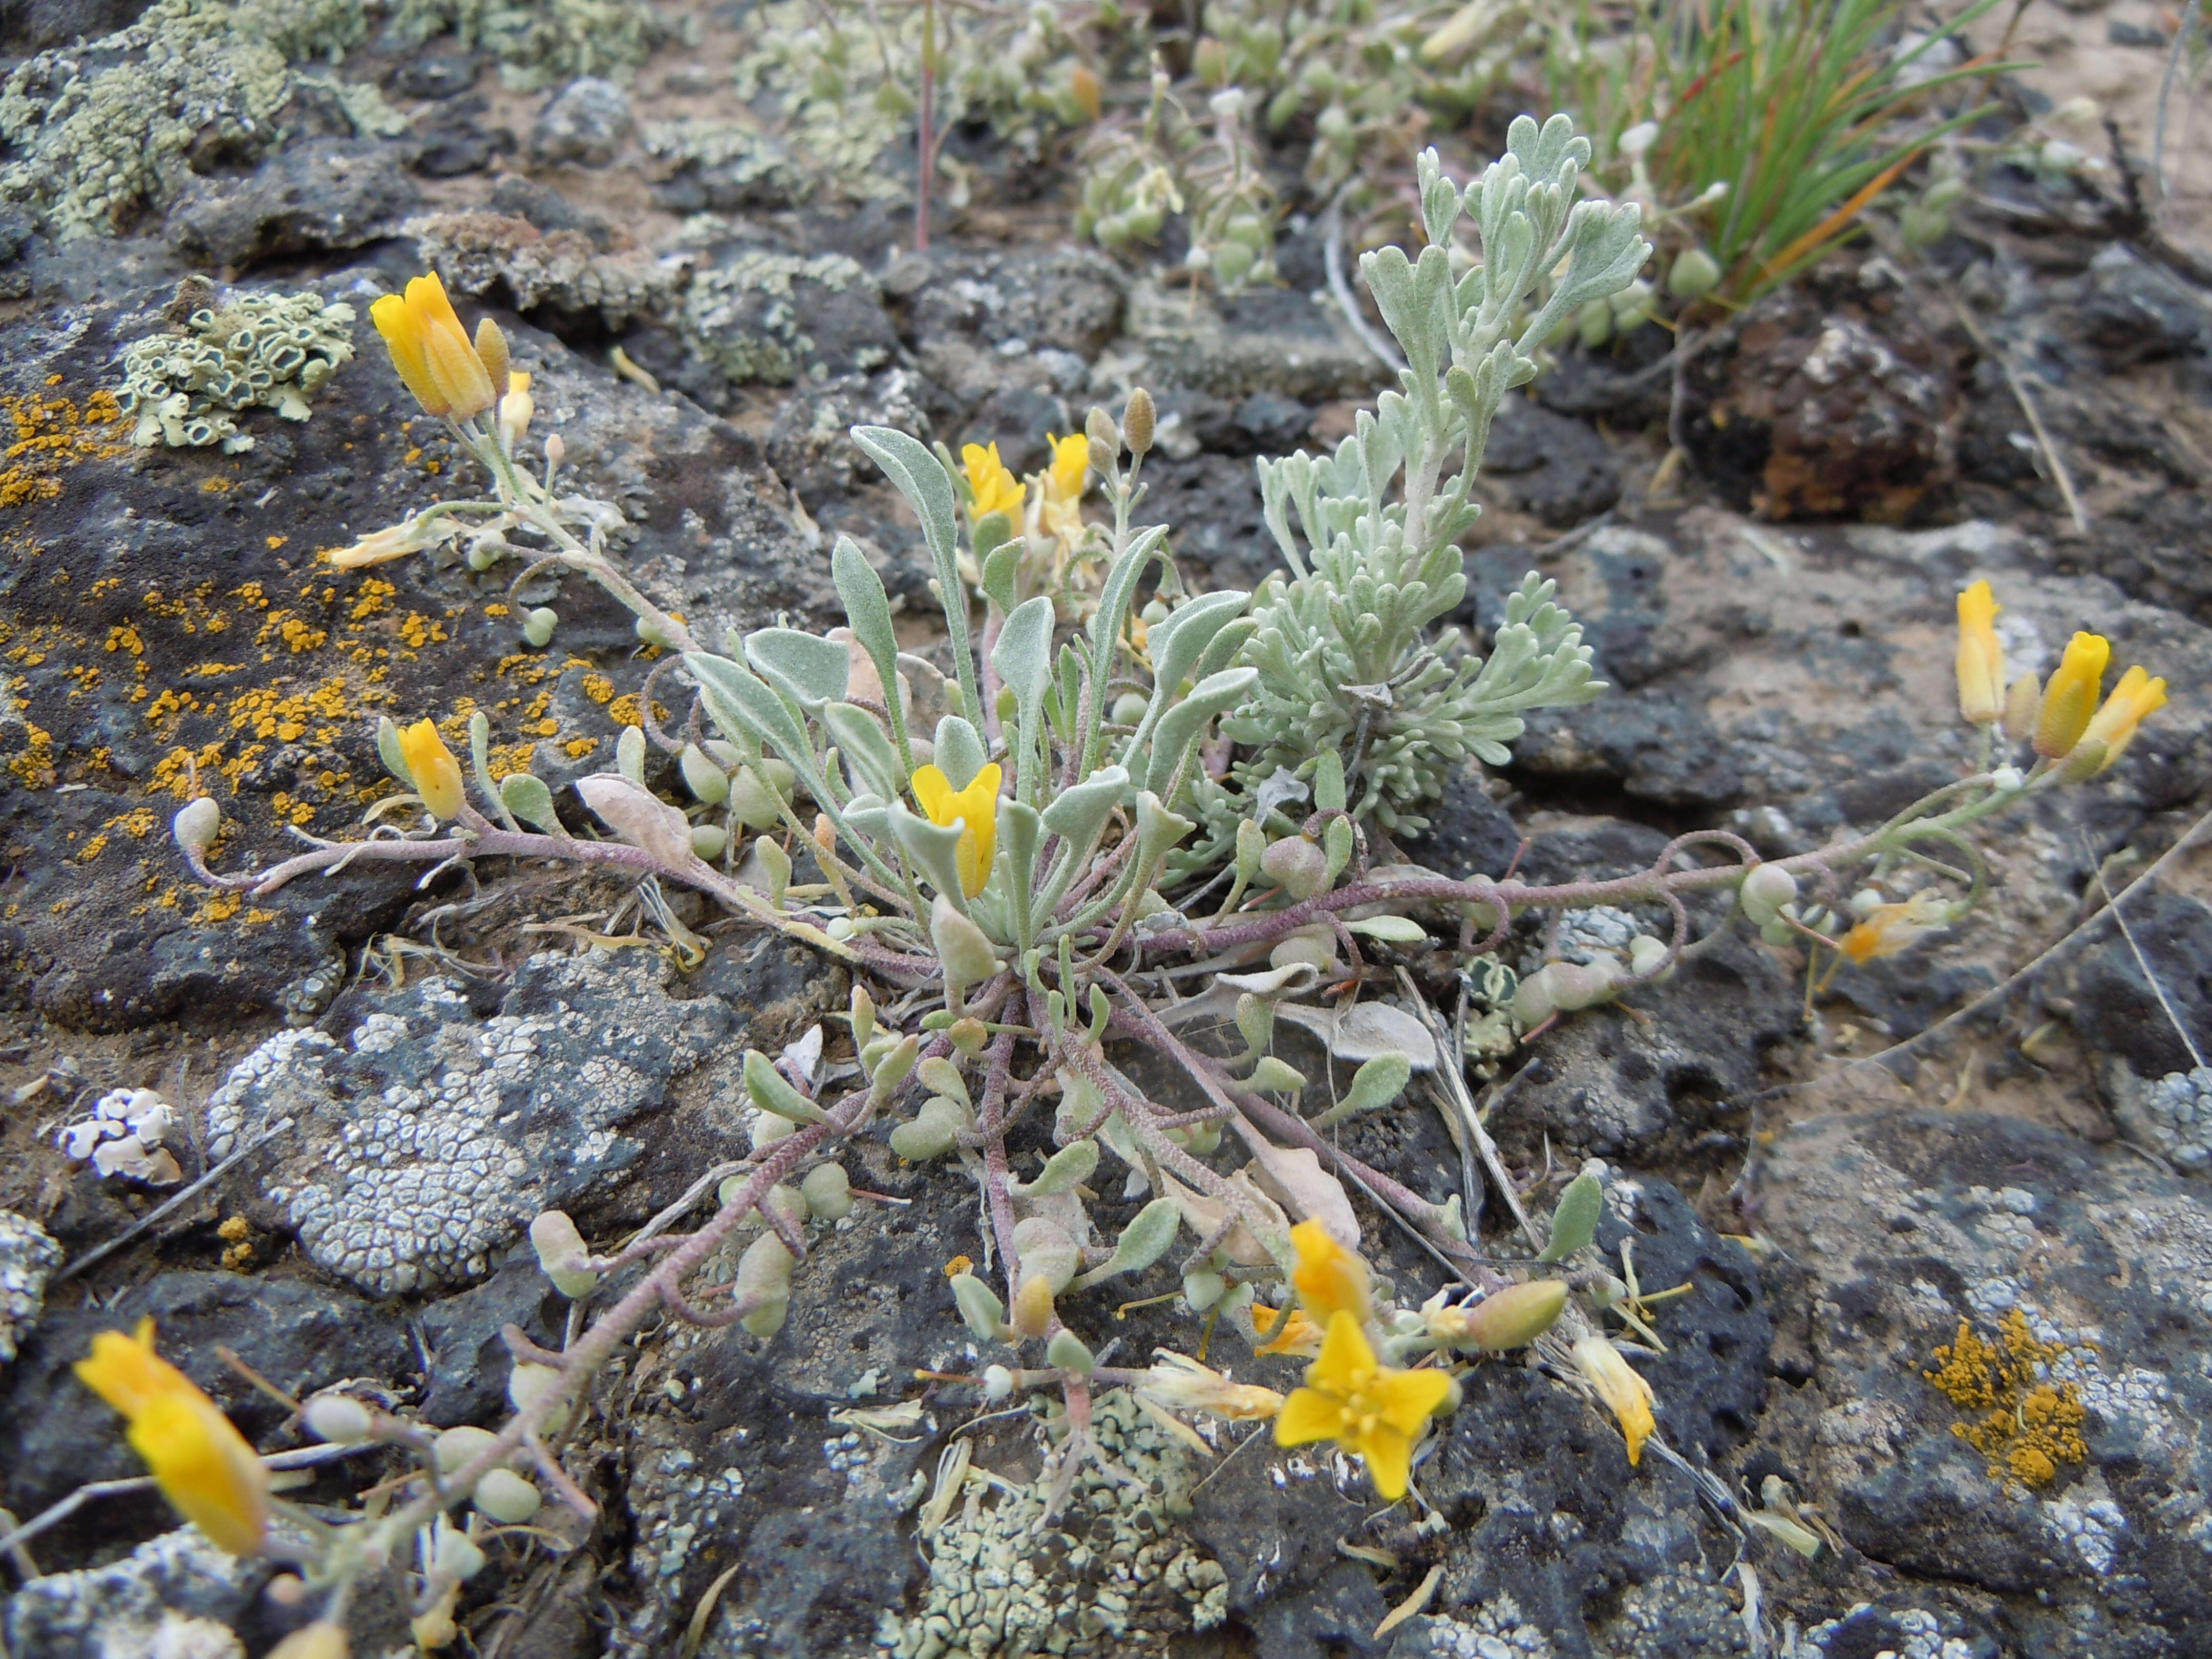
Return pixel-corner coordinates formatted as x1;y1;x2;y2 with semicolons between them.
1355;1423;1414;1501
1272;1386;1342;1447
911;764;954;827
128;1392;269;1556
1306;1309;1376;1397
1373;1364;1453;1435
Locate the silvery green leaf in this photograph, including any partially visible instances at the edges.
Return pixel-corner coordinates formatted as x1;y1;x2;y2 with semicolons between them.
616;725;647;786
745;627;851;709
1538;1169;1603;1262
688;653;826;801
1143;666;1257;800
1039;763;1126;849
1021;1138;1097;1197
1071;1196;1181;1289
1345;914;1427;943
889;799;970;906
851;424;978;717
823;703;903;801
978;528;1019;616
933;715;987;791
1192;616;1258;681
1133;790;1195;871
1086;522;1169;678
831;536;908;761
745;1048;827;1123
500;771;561;834
841;793;891;844
1273;999;1438;1069
1120;589;1249;761
1000;799;1040;932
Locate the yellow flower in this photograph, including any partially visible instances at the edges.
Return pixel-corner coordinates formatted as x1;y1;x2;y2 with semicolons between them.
1274;1312;1453;1500
962;442;1025;524
1044;432;1091;504
911;761;1003;898
2033;631;2110;759
1571;1334;1655;1465
1954;581;2004;726
75;1318;269;1556
324;521;426;570
1138;1351;1286;1420
1289;1218;1371;1328
1837;892;1952;965
398;718;467;822
1251;1301;1325;1358
370;272;496;421
2076;664;2167;771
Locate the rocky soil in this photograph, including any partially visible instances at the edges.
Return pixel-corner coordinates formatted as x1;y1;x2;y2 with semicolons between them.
2;3;2211;1658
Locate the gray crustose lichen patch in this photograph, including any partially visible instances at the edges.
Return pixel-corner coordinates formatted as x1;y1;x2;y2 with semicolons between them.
0;1209;62;1365
118;287;356;452
879;1388;1228;1658
2130;1066;2212;1173
680;251;879;386
206;952;728;1294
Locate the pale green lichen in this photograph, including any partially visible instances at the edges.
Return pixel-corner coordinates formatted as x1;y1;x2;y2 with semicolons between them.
0;0;382;240
877;1389;1228;1658
385;0;675;89
680;252;875;387
118;286;356;452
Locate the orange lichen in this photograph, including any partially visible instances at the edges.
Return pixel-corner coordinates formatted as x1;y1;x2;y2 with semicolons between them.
0;389;127;508
581;673;615;705
563;737;598;758
1925;1309;2088;1488
8;720;54;785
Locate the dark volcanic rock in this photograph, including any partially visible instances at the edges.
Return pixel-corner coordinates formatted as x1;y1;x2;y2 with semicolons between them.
1481;395;1622;527
165;140;422;267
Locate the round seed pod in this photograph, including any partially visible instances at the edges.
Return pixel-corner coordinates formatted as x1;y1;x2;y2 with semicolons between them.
801;1162;853;1221
473;1469;541;1524
304;1393;372;1445
433;1424;500;1475
173;797;221;854
690;824;728;861
522;607;558;648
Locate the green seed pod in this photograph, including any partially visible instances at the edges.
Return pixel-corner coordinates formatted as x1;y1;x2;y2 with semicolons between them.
1435;1280;1567;1351
728;765;785;831
304;1393;372;1444
1046;1329;1095;1376
1260;836;1328;900
1235;992;1273;1057
1667;246;1722;300
1739;863;1798;927
1235;817;1266;881
1628;934;1670;979
473;1469;542;1524
1110;692;1149;726
522;607;558;648
507;1362;567;1426
889;1096;963;1161
690;823;728;861
801;1161;852;1221
1012;1216;1081;1293
172;797;221;855
736;1233;795;1338
867;1034;921;1097
1122;387;1155;456
849;983;876;1052
434;1525;487;1581
680;743;729;804
528;1210;599;1299
950;1270;1007;1342
1182;1269;1227;1312
931;894;1004;997
1538;1170;1604;1262
1550;958;1627;1011
434;1424;500;1474
467;542;502;572
1247;1055;1306;1095
1213;241;1256;291
762;1184;808;1236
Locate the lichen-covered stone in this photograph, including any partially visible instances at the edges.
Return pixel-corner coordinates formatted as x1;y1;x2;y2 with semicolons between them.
1;1528;259;1659
407;208;677;327
386;0;674;90
206;950;730;1293
680;248;896;387
117;282;356;451
0;1210;60;1365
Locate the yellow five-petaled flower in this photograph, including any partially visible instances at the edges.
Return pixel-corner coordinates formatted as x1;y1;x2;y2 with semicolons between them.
911;761;1003;898
961;442;1024;525
1955;581;2005;727
399;718;467;822
1274;1311;1453;1501
75;1317;269;1556
371;272;499;422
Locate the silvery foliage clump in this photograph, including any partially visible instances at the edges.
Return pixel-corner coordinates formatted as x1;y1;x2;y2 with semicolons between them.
1222;116;1650;832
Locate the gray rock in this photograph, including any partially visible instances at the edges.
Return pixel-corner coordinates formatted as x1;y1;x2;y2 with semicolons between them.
206;951;730;1293
1759;1110;2212;1656
2077;246;2211;367
1481;396;1621;528
0;1210;60;1366
164;140;421;268
414;1254;566;1427
530;76;635;166
2;1528;257;1659
1117;273;1386;405
682;245;899;387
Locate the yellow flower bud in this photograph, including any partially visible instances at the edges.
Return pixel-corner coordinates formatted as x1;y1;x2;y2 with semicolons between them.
398;719;466;821
474;316;510;391
2033;632;2110;759
2075;664;2167;772
1954;580;2004;726
2002;671;2041;742
371;273;495;421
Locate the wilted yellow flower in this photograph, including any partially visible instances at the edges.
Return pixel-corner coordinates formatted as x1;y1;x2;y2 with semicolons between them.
2076;664;2167;771
1955;581;2004;726
1571;1334;1655;1465
961;442;1024;524
1138;1351;1286;1420
498;370;533;448
75;1318;269;1556
398;719;467;822
2034;631;2110;759
1250;1301;1325;1358
1274;1312;1452;1500
324;521;426;570
1289;1218;1371;1328
1837;892;1952;966
911;761;1003;898
370;272;496;421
